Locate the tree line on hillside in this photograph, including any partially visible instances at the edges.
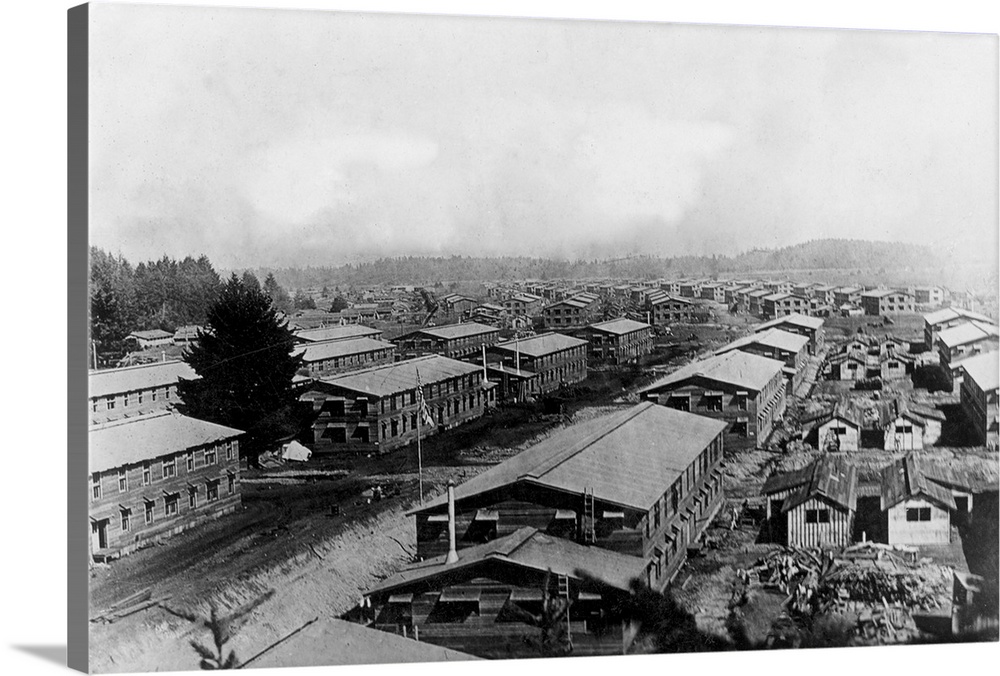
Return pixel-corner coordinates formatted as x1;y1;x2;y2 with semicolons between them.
89;248;296;357
250;239;948;289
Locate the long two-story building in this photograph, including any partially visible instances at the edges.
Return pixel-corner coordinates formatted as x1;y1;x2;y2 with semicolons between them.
575;318;653;365
638;350;787;448
295;337;396;378
922;307;992;350
761;293;810;320
391;322;501;361
294;324;383;343
648;294;695;326
89;360;198;424
960;351;1000;447
936;320;1000;380
487;333;588;398
753;313;825;355
409;402;727;591
714;328;810;394
300;355;494;454
861;289;915;316
541;295;601;330
88;410;243;561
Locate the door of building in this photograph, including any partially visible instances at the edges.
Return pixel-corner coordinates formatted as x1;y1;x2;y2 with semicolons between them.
91;519;108;553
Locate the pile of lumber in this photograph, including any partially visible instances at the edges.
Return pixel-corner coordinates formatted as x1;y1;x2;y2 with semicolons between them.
732;540;956;648
90;588;172;624
817;543;951;611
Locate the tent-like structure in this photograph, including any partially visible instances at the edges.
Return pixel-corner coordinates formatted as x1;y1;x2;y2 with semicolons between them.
281;440;312;462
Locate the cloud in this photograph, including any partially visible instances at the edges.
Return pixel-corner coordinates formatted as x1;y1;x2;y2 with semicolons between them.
239;129;440;224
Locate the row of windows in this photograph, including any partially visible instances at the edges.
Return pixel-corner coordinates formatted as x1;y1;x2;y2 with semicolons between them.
308;350;391;373
117;476;235;531
667;391;748;413
323;391;493;444
647;476;721;586
91;442;236;500
91;386;173;413
645;439;722;538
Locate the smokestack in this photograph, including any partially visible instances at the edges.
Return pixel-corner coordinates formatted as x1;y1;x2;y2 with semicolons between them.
515;338;521;376
446;480;459;564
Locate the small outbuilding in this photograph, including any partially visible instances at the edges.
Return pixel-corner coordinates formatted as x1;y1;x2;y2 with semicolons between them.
880;455;956;545
761;455;857;548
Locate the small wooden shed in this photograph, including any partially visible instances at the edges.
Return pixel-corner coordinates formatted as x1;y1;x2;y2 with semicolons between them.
761;455;857;548
880;455;955;545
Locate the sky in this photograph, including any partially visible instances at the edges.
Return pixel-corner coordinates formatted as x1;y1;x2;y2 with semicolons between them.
88;3;998;268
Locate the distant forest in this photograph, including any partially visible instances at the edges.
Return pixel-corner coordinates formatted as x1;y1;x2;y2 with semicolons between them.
89;248;297;356
243;239;954;289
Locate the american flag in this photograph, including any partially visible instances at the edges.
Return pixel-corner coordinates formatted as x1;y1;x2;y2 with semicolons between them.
415;368;435;427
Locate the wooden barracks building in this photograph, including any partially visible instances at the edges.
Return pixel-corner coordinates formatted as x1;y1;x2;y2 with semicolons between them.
486;332;588;399
753;313;825;355
89;360;198;424
295;337;396;378
365;526;645;658
300;355;495;454
408;402;727;591
88;410;244;561
575;318;653;365
638;350;787;447
391;322;501;361
713;328;810;394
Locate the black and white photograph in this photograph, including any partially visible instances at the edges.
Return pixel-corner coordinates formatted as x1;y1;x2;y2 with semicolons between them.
22;1;1000;674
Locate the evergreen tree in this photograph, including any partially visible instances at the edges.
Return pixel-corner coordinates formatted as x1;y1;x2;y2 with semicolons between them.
292;289;316;310
177;274;304;465
328;295;349;313
241;270;261;293
263;272;292;313
89;247;138;362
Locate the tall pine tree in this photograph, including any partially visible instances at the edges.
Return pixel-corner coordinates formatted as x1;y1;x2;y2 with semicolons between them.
177;274;304;465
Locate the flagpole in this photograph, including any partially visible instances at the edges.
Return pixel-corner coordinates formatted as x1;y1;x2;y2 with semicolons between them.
416;369;424;505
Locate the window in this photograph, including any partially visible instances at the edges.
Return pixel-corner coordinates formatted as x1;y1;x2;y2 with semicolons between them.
91;400;98;413
165;493;179;517
124;394;130;407
735;392;748;411
165;388;171;400
107;398;116;410
205;447;217;465
118;469;128;493
186;452;194;472
162;457;176;479
137;391;143;405
207;480;219;502
906;507;932;522
705;394;723;412
144;500;155;524
226;441;234;462
151;390;157;402
805;509;830;524
228;472;236;494
189;486;198;509
142;462;151;485
120;508;131;532
91;473;102;500
833;426;847;435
